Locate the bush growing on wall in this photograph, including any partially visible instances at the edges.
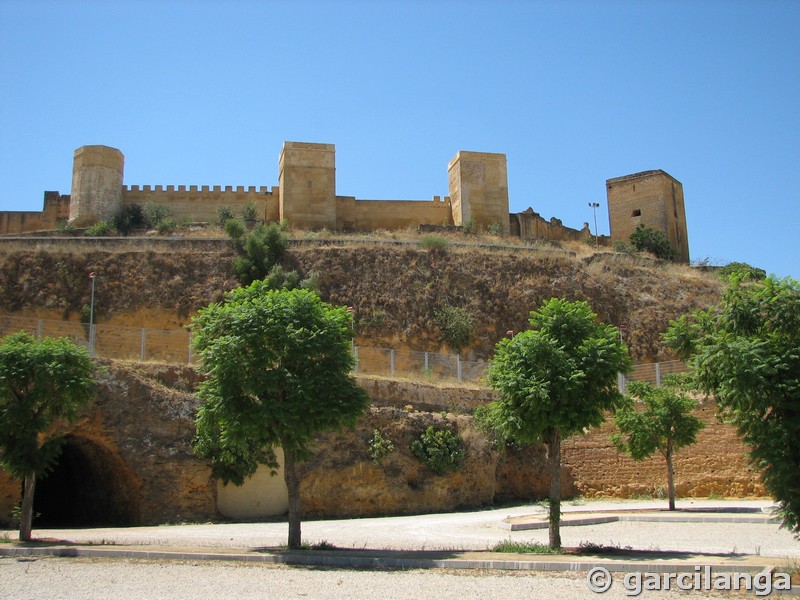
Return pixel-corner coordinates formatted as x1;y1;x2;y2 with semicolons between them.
411;425;464;475
367;429;395;465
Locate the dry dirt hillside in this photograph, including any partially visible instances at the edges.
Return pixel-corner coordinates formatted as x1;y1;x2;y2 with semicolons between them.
0;235;722;362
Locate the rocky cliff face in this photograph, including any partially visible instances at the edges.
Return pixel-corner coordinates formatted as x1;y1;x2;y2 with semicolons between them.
0;363;764;529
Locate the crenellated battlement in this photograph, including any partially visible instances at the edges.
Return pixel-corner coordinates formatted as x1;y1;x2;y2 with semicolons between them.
121;184;280;223
124;185;273;194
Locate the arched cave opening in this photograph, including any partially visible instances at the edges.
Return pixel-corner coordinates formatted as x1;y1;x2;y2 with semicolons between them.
32;436;140;528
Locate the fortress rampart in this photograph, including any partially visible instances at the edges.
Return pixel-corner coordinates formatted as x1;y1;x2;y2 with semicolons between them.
0;142;689;261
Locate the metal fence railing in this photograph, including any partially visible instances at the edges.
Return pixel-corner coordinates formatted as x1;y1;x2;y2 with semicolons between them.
0;314;685;387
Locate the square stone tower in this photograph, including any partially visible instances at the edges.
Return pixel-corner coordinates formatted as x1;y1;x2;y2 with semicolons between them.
448;151;509;234
278;142;336;229
606;170;689;263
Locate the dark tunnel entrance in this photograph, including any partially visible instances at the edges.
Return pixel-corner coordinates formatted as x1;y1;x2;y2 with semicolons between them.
32;436;139;528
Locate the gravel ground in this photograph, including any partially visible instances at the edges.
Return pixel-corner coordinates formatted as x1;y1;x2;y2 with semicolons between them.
0;556;759;600
2;500;797;600
5;499;797;558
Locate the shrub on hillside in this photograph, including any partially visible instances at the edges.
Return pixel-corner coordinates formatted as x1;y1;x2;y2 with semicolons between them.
217;205;235;228
144;202;171;229
85;220;113;237
230;221;289;285
433;304;475;350
419;234;448;251
112;203;147;235
718;261;766;282
629;224;675;260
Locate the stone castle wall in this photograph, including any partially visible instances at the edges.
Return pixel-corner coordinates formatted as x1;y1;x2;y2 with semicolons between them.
0;191;70;234
122;185;280;224
0;142;688;261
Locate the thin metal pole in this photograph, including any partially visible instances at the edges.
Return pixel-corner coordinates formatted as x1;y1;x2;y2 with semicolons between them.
89;272;96;356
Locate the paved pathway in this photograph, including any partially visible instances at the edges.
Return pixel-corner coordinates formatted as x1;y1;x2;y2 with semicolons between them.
2;499;798;566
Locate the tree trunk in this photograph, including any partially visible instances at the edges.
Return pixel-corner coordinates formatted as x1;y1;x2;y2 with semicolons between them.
19;473;36;542
547;428;562;549
282;448;302;549
666;447;676;511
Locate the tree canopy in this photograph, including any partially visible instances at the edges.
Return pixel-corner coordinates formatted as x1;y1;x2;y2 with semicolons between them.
612;379;705;510
486;298;630;547
664;276;800;534
191;283;369;548
0;332;95;541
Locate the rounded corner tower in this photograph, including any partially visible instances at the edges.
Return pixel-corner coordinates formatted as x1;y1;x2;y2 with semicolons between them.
69;145;125;227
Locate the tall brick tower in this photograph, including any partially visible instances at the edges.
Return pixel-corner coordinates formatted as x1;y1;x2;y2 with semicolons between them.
448;151;510;234
606;170;689;263
278;141;336;230
69;145;125;227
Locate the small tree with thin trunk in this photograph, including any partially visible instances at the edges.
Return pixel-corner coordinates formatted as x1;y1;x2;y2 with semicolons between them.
0;333;94;541
191;283;369;549
612;380;705;510
486;298;630;548
664;276;800;535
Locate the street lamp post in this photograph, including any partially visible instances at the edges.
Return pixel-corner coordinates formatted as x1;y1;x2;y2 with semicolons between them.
588;202;600;249
89;272;96;356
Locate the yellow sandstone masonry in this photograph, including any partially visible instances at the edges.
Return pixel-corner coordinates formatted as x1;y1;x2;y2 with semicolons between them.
0;142;690;261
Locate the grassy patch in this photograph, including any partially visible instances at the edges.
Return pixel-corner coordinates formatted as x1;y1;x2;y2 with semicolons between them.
491;539;560;554
578;541;634;555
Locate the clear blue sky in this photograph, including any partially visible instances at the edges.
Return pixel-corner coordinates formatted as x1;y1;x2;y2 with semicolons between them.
1;0;798;278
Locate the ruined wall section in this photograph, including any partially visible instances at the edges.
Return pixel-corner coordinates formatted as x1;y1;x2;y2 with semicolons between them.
0;191;69;234
123;185;280;224
448;151;510;234
607;170;689;263
511;208;592;242
336;196;453;231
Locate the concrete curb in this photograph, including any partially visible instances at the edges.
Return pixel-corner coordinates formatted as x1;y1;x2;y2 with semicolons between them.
0;544;792;575
502;509;782;531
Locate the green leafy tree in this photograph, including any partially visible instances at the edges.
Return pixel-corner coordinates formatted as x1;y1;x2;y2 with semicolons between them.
612;380;705;510
664;277;800;535
718;261;767;282
629;224;675;260
486;298;631;548
0;333;94;541
191;284;369;549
